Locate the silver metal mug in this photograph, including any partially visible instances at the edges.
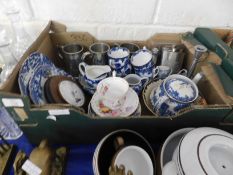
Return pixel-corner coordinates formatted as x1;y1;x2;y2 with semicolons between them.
120;43;140;55
81;42;110;65
57;43;84;77
161;46;185;74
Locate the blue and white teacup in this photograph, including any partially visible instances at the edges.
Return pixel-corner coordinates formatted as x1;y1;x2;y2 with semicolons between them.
151;74;199;117
131;47;154;78
153;66;172;80
108;47;131;77
79;62;111;92
124;74;149;94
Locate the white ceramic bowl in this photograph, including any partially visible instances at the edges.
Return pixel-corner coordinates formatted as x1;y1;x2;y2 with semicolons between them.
114;145;154;175
178;127;233;175
160;128;194;169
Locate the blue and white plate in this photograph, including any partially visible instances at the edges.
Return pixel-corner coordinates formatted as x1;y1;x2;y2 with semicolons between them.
18;52;54;96
0;107;23;140
29;65;70;105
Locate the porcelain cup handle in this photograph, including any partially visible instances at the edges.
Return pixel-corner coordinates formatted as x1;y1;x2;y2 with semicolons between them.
141;77;149;87
178;69;188;76
79;62;87;77
112;70;116;77
81;51;91;62
168;67;172;76
152;67;159;79
108;59;114;68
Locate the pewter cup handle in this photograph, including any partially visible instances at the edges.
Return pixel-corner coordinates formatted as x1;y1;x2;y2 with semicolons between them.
57;45;64;59
178;69;188;76
81;51;91;62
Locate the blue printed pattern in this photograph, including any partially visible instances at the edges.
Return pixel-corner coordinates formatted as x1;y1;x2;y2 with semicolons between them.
108;47;131;77
129;78;148;94
29;65;70;105
151;82;190;117
165;78;196;103
18;52;54;96
130;84;142;94
114;61;132;77
108;47;130;69
84;74;107;89
133;61;154;78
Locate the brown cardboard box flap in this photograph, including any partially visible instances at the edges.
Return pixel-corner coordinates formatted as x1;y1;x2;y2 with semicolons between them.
201;64;233;104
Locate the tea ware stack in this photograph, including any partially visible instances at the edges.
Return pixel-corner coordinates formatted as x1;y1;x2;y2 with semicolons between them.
89;72;140;118
160;127;233;175
17;41;208;119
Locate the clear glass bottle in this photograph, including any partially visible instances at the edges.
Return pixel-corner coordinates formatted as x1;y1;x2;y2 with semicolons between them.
0;26;17;85
6;10;33;61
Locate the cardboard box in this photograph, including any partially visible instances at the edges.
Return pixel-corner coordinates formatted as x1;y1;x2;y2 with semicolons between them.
0;21;232;144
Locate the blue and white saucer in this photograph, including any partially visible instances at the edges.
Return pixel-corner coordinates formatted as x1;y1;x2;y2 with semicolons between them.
18;52;54;96
29;65;70;105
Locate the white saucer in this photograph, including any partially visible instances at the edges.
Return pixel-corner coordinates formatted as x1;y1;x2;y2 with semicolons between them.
178;127;233;175
90;88;139;117
198;134;233;175
58;80;85;107
88;102;141;118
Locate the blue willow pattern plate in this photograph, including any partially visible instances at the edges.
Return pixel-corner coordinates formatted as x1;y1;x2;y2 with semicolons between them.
18;52;54;96
0;107;23;140
29;65;70;105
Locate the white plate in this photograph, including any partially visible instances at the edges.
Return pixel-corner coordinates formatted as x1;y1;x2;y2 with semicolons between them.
198;134;233;175
178;127;233;175
90;88;139;117
58;80;85;107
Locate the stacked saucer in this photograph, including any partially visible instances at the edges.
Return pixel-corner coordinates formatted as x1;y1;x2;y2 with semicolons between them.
44;76;85;107
18;52;85;107
161;127;233;175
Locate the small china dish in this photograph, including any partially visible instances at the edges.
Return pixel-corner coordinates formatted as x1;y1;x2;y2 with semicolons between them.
58;80;85;107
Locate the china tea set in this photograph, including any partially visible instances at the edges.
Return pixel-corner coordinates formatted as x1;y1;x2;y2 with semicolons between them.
18;41;207;118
